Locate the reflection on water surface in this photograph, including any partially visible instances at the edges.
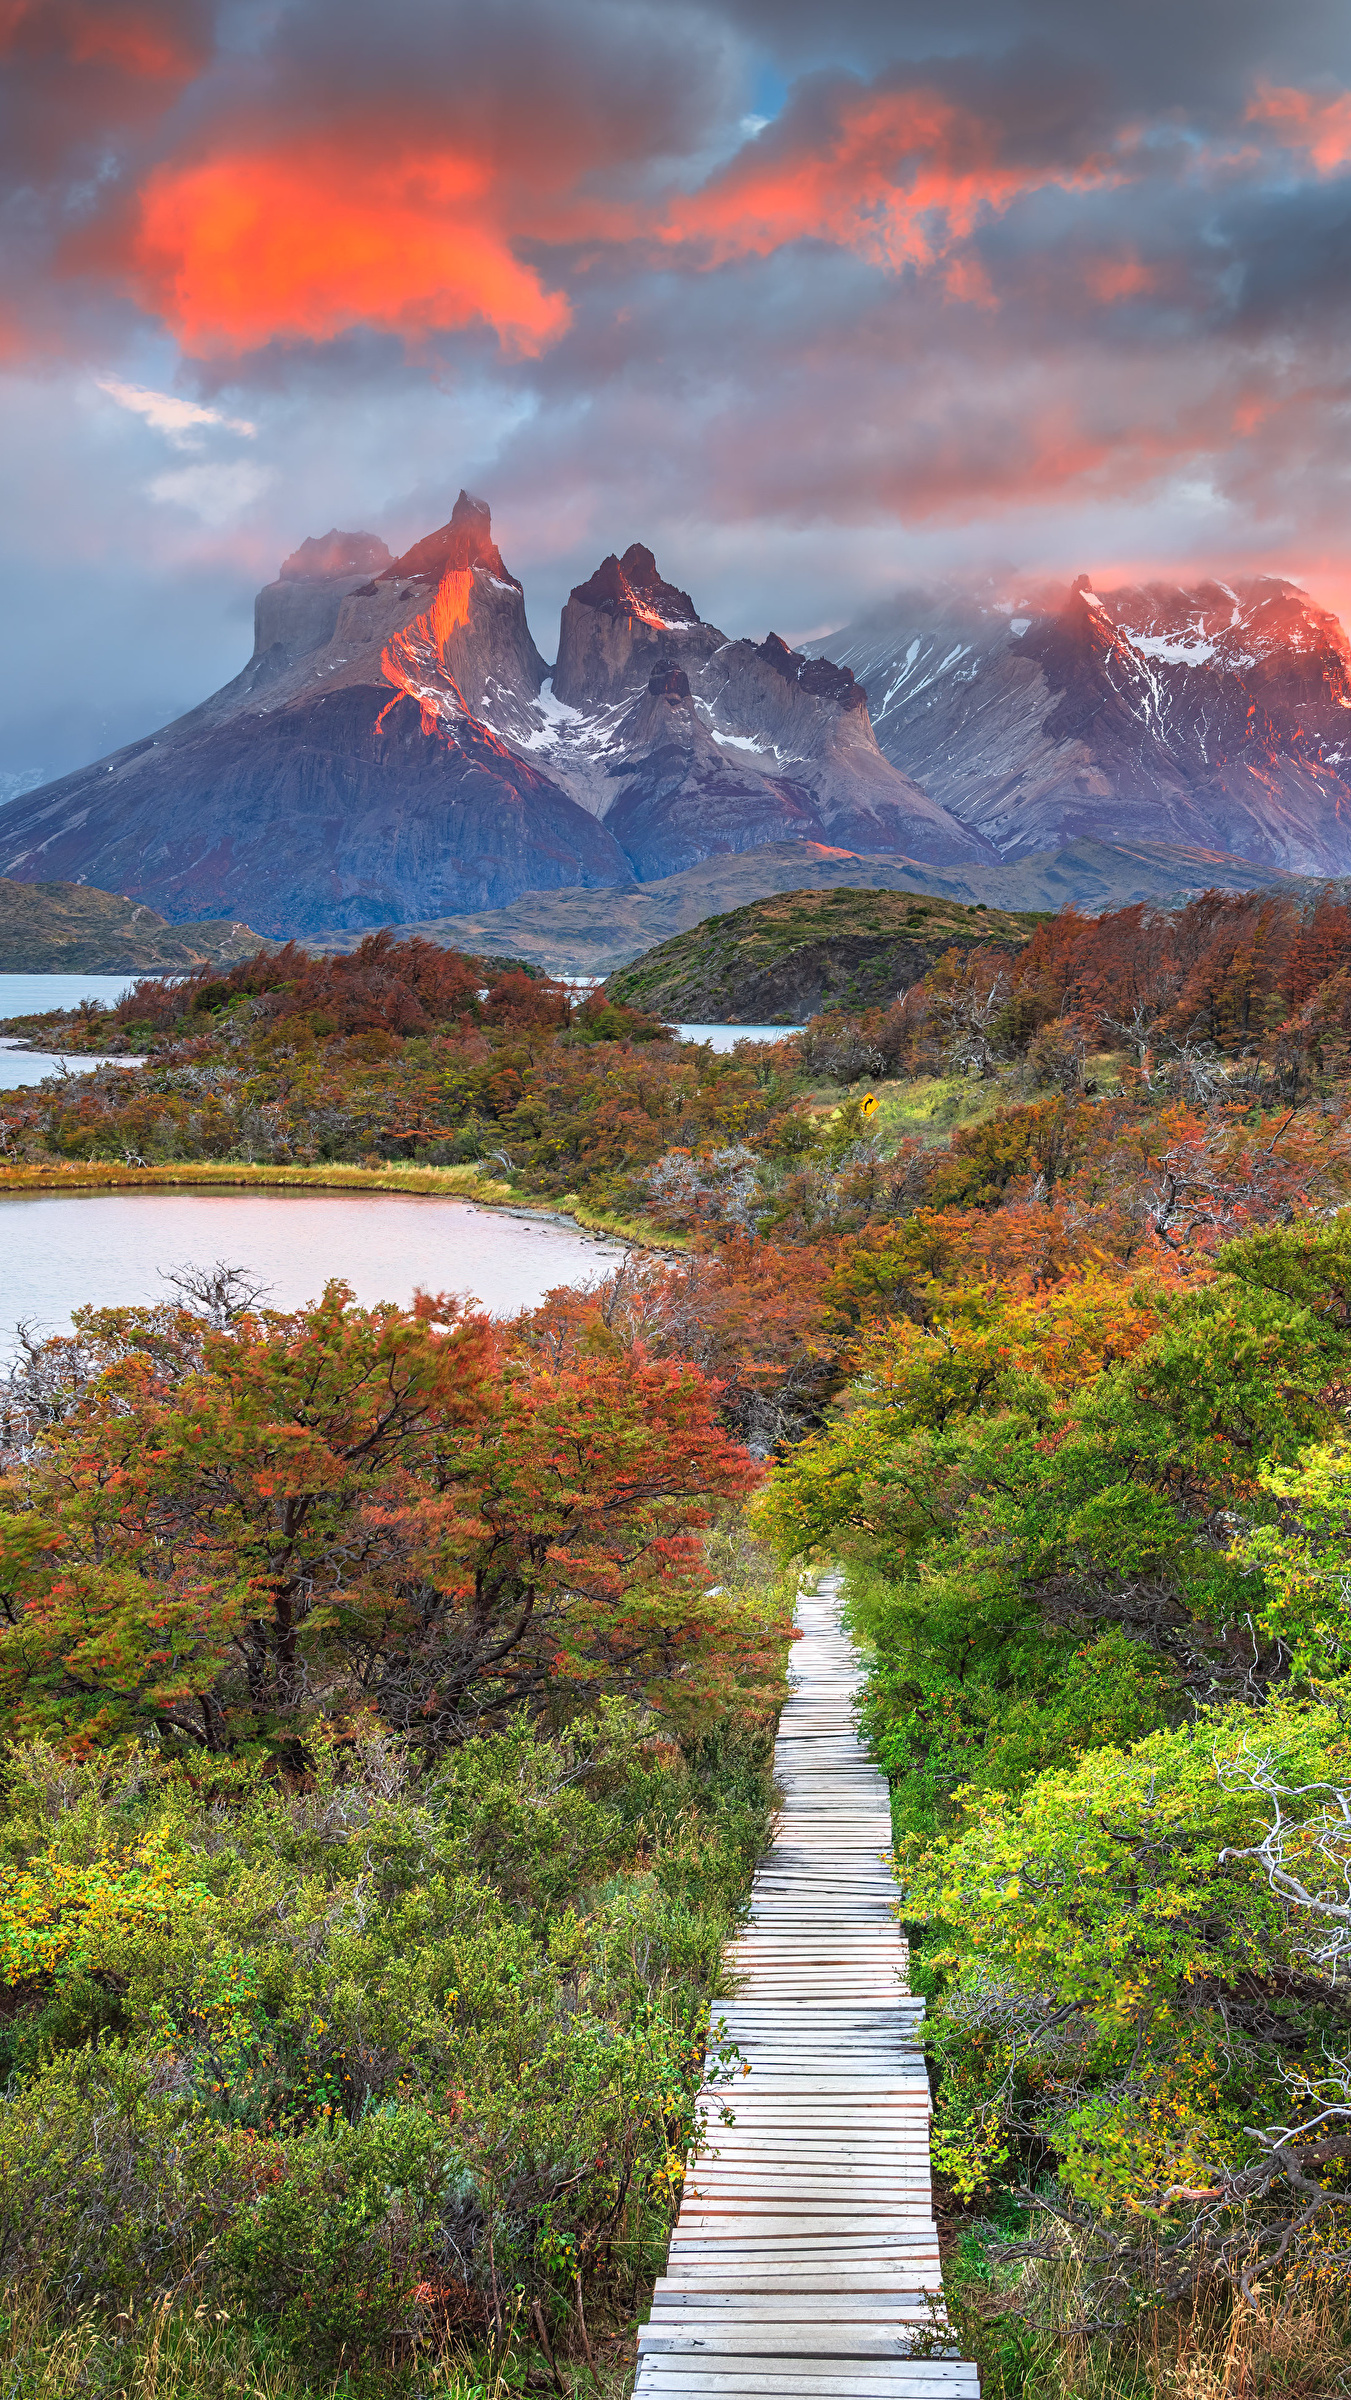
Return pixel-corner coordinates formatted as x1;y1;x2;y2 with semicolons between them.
0;1189;620;1347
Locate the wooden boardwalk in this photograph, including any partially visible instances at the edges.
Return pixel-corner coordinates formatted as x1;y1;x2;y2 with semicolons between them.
635;1578;978;2400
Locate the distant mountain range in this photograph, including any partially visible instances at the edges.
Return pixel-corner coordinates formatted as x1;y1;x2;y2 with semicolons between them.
2;496;1349;940
819;573;1351;875
321;839;1311;977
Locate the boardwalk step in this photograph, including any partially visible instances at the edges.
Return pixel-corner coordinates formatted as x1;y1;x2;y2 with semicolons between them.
633;1579;978;2399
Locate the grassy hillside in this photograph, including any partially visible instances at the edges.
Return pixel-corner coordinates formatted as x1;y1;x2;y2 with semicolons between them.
0;878;270;973
603;884;1043;1020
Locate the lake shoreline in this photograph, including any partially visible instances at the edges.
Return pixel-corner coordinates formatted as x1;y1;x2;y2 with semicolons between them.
0;1157;678;1255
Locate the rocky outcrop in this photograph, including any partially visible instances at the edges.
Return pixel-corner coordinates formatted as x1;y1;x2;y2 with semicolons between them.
256;528;398;671
819;573;1351;876
600;661;826;878
380;489;518;589
374;502;550;743
552;544;725;710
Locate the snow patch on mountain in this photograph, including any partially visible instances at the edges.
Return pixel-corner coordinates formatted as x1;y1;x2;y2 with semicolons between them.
1131;633;1220;664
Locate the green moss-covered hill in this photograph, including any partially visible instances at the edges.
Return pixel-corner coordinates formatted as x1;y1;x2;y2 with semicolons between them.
603;885;1045;1022
0;879;270;974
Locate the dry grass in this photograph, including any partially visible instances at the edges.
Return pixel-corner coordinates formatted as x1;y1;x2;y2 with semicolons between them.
0;2283;638;2399
0;1158;512;1201
1148;2282;1351;2400
944;2210;1351;2400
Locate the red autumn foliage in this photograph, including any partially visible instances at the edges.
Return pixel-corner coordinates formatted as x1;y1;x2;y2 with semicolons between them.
0;1281;767;1753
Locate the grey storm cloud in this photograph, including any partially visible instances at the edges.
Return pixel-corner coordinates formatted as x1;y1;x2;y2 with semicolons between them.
2;0;1351;779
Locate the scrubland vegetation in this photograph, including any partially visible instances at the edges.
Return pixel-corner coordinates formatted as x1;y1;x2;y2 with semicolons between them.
7;885;1351;2393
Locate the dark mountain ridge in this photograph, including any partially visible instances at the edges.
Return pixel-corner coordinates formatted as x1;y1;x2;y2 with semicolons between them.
3;502;1351;938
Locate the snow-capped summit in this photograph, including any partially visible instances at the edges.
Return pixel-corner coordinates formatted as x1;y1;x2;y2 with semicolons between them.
1092;575;1351;691
814;571;1351;877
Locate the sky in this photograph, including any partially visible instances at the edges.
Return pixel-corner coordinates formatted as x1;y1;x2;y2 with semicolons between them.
4;0;1351;783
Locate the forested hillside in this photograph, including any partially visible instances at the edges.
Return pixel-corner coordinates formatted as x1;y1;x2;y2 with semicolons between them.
5;886;1351;2394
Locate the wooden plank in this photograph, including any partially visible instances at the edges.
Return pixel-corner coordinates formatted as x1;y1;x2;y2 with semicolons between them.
634;1578;978;2400
635;2371;980;2397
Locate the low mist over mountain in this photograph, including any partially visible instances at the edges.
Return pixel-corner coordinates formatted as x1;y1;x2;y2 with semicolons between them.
3;499;1350;937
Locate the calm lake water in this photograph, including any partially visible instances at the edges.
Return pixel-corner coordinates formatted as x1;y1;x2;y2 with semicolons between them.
0;1040;141;1089
0;973;142;1017
1;1189;621;1346
678;1023;802;1050
0;978;789;1343
0;975;148;1087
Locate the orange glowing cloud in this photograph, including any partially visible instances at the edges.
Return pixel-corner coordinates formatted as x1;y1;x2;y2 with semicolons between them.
1248;82;1351;173
662;85;1114;273
1083;254;1157;302
128;142;571;358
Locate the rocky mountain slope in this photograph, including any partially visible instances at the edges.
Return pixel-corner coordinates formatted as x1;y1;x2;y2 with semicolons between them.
512;540;991;873
330;835;1296;978
0;880;267;974
604;888;1039;1023
4;503;1351;941
0;501;990;937
820;574;1351;877
0;497;629;936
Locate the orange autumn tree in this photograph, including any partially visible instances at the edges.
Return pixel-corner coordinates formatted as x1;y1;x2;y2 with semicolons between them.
0;1283;764;1753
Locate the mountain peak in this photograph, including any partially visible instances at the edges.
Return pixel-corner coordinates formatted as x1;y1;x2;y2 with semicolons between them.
279;529;392;582
570;543;700;630
757;632;867;712
382;490;515;587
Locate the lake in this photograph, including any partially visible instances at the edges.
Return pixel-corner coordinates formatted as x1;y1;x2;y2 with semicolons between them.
0;974;149;1088
0;1189;622;1346
678;1023;803;1050
0;973;145;1017
0;1039;141;1089
0;977;789;1341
